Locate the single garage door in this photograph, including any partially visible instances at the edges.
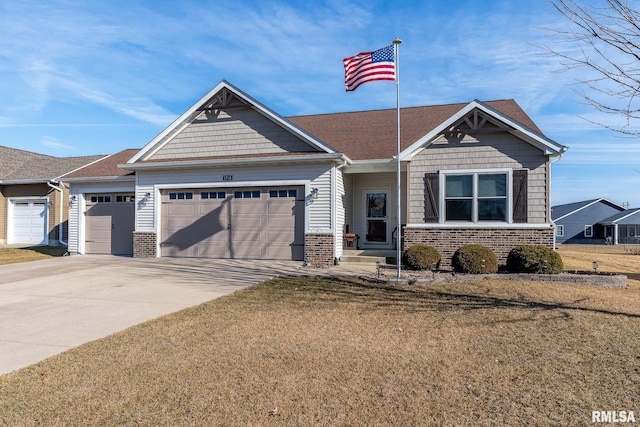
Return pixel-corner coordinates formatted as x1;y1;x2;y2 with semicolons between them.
160;187;304;260
10;200;48;245
85;193;135;255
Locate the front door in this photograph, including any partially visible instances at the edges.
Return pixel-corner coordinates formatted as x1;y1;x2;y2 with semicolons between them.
365;191;388;244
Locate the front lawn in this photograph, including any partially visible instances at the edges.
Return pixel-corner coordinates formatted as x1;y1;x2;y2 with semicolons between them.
1;253;639;425
0;246;68;265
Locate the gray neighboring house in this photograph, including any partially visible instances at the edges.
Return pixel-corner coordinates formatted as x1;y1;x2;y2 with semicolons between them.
599;208;640;245
0;146;104;246
551;198;626;244
63;80;568;268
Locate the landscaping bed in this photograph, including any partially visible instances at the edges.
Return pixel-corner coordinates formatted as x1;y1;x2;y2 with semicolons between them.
365;265;628;287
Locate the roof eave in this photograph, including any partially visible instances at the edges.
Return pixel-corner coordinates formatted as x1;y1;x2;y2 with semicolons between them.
121;153;350;171
59;175;136;183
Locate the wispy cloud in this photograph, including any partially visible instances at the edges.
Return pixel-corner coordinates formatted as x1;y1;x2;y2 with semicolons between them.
41;136;72;151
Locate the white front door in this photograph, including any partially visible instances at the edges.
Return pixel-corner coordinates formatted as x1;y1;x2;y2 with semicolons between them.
364;191;389;245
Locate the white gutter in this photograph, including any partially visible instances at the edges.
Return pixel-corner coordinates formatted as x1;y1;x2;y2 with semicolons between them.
47;181;67;247
120;153;349;171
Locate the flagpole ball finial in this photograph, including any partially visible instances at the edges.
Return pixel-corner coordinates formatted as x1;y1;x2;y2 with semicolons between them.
393;38;402;45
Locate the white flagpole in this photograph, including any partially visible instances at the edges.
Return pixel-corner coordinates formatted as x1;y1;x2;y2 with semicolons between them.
393;38;402;281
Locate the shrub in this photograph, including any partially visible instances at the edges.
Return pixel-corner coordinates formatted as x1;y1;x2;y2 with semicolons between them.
452;244;498;274
402;244;441;270
506;245;563;274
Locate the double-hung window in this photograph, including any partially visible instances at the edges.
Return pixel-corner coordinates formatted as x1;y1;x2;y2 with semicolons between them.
442;170;509;222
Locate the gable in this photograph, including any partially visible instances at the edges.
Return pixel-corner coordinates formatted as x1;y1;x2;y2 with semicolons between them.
400;101;567;161
130;81;336;165
552;198;625;222
148;107;321;161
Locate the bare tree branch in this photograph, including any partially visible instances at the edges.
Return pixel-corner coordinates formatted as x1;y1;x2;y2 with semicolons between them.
540;0;640;135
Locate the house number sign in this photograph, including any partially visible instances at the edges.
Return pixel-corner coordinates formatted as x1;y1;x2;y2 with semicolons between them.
222;175;233;181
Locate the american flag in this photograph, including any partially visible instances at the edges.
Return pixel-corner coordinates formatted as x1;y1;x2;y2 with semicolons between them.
343;45;395;92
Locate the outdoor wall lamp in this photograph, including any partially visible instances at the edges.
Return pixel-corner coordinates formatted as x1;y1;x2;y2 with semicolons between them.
311;187;319;200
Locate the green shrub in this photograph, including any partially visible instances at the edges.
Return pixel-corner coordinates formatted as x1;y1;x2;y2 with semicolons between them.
452;244;498;274
506;245;563;274
402;244;441;270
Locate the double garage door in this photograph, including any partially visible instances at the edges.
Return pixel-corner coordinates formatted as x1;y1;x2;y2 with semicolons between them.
160;186;304;260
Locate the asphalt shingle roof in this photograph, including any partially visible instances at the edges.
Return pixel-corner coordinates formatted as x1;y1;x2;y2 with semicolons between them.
61;149;138;179
0;146;104;182
288;99;543;160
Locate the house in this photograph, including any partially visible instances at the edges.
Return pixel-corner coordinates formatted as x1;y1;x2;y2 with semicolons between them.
599;208;640;245
0;146;103;246
62;80;568;268
551;198;626;244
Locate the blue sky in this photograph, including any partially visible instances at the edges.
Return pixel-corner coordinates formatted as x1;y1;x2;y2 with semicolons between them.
0;0;638;207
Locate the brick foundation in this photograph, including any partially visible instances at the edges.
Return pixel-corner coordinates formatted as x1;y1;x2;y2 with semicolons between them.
133;232;157;258
403;226;555;269
305;233;334;268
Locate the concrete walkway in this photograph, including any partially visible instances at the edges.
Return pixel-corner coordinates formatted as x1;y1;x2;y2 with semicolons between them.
0;255;375;375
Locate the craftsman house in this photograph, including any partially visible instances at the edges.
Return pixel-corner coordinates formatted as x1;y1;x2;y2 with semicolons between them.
0;146;102;246
62;80;568;268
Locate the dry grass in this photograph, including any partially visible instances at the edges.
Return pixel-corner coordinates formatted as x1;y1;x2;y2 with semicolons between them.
1;248;639;426
0;246;68;265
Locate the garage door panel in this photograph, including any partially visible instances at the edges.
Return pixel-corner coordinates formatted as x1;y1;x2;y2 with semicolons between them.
268;228;295;243
231;243;262;259
233;203;262;215
267;202;294;215
197;244;228;257
164;204;195;217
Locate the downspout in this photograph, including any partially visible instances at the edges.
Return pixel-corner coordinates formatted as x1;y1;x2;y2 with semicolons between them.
47;180;67;247
549;152;564;250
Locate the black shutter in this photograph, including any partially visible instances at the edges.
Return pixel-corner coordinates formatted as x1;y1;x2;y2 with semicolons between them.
424;173;439;223
512;169;528;223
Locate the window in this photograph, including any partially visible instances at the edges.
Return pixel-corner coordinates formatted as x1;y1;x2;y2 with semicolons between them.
584;225;593;238
556;225;564;237
234;190;261;199
116;195;134;203
269;189;297;198
90;195;112;203
201;191;226;199
443;172;507;222
169;192;193;200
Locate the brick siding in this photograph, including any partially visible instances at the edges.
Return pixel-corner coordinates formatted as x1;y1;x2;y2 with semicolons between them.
305;233;334;268
403;227;555;269
133;232;157;258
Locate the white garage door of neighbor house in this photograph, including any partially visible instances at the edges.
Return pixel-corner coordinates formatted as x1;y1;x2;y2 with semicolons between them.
10;200;48;245
160;187;304;260
85;193;135;255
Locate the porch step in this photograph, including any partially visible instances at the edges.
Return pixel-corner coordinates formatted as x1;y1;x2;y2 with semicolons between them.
340;250;398;264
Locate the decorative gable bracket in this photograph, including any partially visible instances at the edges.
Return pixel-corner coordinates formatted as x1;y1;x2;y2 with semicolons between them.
197;87;249;113
443;109;510;139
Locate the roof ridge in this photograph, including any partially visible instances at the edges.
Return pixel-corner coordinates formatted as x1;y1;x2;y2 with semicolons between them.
286;99;518;119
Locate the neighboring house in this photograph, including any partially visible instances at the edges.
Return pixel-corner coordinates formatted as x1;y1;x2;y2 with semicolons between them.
599;208;640;245
0;146;103;246
63;80;568;268
551;198;626;244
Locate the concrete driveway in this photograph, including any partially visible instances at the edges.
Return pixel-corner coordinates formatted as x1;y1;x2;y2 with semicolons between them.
0;255;374;375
